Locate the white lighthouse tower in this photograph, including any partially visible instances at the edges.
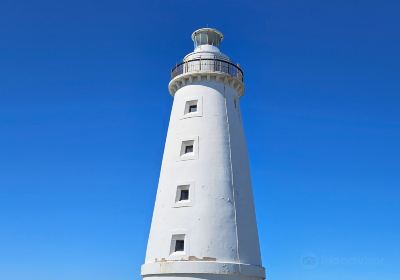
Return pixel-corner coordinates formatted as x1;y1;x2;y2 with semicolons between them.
141;28;266;280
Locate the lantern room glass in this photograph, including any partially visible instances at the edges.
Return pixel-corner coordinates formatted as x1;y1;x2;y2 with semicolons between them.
193;30;222;48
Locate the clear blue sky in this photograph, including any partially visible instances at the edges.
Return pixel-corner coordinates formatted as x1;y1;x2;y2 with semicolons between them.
0;0;399;279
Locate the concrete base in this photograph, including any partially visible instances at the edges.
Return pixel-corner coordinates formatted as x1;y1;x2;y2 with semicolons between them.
141;261;265;280
143;275;262;280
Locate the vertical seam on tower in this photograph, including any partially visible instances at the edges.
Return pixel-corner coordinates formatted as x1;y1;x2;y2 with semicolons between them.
223;83;241;266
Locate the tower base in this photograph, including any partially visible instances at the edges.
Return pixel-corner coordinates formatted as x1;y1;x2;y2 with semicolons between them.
142;261;265;280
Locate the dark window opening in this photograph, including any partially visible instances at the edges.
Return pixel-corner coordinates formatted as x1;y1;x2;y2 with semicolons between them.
189;104;197;113
179;189;189;201
175;240;185;252
185;145;193;154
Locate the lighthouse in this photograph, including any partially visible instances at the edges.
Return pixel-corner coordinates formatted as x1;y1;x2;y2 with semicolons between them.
141;28;266;280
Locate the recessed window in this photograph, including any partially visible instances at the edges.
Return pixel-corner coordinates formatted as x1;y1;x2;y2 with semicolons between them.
185;145;193;154
189;104;197;113
181;98;203;119
174;184;193;207
178;138;198;161
175;240;185;252
179;189;189;201
181;140;195;156
170;234;186;254
184;100;198;115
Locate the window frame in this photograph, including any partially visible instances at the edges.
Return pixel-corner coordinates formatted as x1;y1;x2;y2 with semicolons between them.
181;97;203;119
177;137;199;161
168;231;189;259
173;182;194;208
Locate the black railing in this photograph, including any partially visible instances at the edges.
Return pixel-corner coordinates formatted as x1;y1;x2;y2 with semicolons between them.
171;58;243;82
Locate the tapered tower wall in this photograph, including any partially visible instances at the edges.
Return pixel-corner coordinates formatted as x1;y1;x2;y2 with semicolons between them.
141;28;265;280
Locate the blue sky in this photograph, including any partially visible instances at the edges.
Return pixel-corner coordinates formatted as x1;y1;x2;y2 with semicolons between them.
0;0;399;279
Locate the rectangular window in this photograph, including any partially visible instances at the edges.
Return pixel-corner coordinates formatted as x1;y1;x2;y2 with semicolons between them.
178;138;198;161
181;97;202;119
184;100;198;115
179;189;189;201
181;140;195;156
185;145;193;154
170;234;186;255
175;240;185;252
174;184;193;207
189;104;197;113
